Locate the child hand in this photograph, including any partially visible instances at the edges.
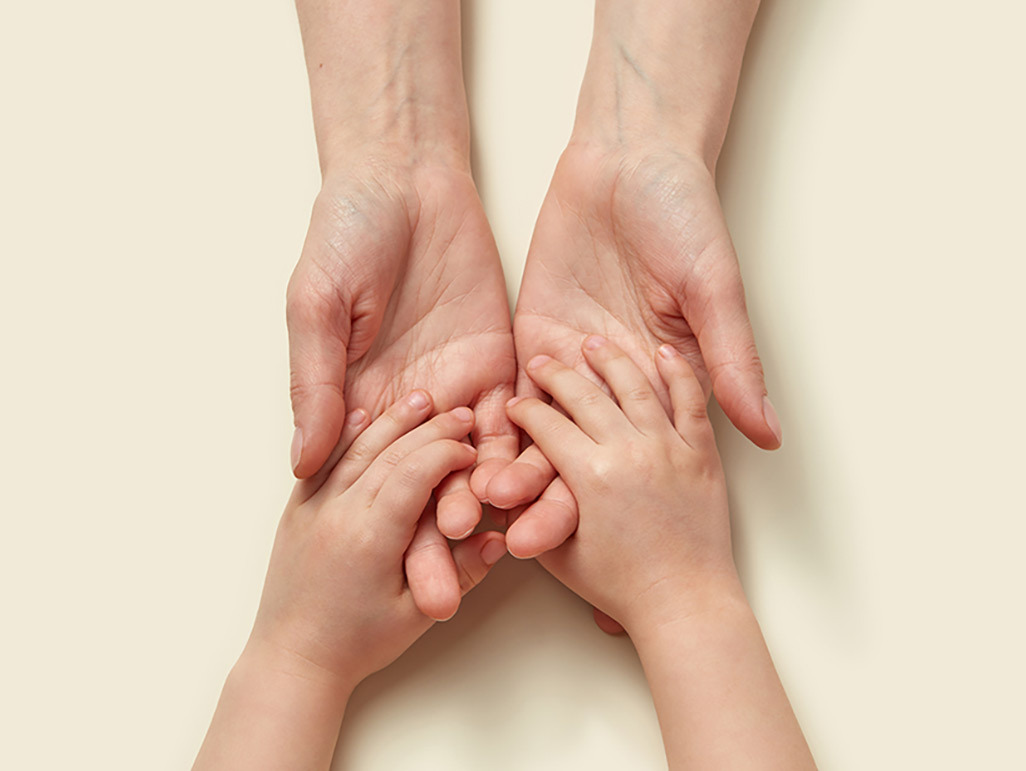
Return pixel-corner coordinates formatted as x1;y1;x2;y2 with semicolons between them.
249;391;507;689
506;336;737;633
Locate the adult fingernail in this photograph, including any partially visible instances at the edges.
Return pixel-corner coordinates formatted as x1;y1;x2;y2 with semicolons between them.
452;406;474;422
409;390;430;409
527;354;551;370
583;335;607;351
658;344;677;359
481;539;507;566
505;396;525;409
290;427;303;471
346;408;366;426
763;396;783;446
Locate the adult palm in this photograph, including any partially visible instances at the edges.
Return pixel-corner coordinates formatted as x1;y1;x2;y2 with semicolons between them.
287;163;516;619
487;142;779;568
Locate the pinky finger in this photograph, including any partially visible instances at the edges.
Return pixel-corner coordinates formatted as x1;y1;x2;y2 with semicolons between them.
452;531;508;596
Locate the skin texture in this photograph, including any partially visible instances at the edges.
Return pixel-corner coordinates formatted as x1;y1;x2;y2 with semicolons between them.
508;338;815;769
288;0;516;618
193;394;507;771
484;2;773;638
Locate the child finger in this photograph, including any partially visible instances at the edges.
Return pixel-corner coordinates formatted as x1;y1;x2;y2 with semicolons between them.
484;443;557;511
436;464;483;540
347;406;475;499
581;335;671;435
452;531;508;597
505;476;579;559
326;390;435;493
405;504;461;622
372;440;478;532
289;408;371;505
505;396;592;475
524;355;630;441
656;344;715;449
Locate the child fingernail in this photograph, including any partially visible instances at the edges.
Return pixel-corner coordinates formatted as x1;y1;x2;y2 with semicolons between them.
527;354;551;370
290;427;303;471
584;335;607;351
409;390;430;409
763;396;783;445
452;406;474;422
659;344;677;359
346;408;366;426
481;539;507;566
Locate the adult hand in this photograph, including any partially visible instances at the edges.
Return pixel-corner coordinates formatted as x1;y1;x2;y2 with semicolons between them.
288;0;516;615
486;0;773;590
288;162;517;535
488;143;778;563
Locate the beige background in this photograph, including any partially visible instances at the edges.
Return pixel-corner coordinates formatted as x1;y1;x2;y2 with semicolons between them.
2;1;1024;768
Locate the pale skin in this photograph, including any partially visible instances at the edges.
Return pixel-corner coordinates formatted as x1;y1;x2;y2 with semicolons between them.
489;0;775;566
287;0;777;632
194;342;814;769
193;393;507;770
288;0;516;621
507;337;816;770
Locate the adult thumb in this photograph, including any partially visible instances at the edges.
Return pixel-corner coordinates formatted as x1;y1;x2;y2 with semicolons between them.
286;281;350;478
689;266;781;450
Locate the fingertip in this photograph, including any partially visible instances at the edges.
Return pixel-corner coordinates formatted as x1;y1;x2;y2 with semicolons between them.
480;534;508;567
290;427;303;475
593;608;627;636
763;396;783;448
485;464;544;510
408;389;432;411
469;457;507;501
436;488;482;540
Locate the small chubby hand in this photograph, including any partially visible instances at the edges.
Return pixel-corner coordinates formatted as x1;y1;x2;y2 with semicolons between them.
252;390;507;687
505;336;736;632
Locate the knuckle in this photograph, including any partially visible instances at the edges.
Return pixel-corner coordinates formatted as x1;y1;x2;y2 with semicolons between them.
624;386;654;403
573;390;605;409
397;459;427;488
378;447;407;470
285;281;335;326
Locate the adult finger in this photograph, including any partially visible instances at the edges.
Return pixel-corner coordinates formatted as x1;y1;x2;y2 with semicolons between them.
468;381;520;504
290;408;371;505
580;336;671;436
504;476;579;559
286;274;352;478
684;248;781;449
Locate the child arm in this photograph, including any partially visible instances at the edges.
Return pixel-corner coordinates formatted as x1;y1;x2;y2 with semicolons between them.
194;393;506;770
508;338;815;770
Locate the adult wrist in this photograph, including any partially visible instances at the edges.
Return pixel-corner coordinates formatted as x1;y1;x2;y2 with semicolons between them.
571;0;760;170
297;0;470;175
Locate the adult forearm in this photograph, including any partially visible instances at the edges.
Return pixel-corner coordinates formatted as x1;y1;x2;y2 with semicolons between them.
628;580;815;770
574;0;761;169
295;0;470;172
